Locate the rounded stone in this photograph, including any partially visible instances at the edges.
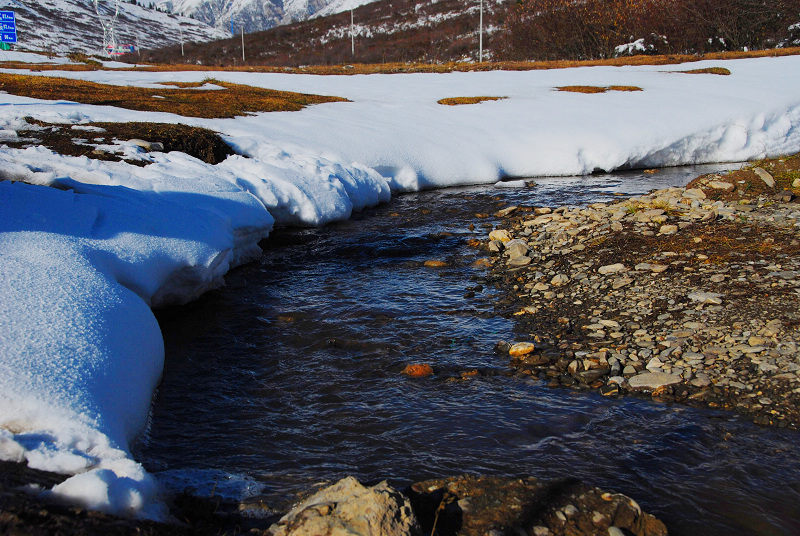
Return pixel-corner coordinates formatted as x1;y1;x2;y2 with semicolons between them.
628;372;683;390
489;229;513;243
509;342;536;357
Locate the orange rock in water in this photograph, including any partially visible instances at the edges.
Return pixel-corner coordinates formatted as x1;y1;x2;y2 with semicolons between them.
424;260;448;268
402;364;434;377
508;342;536;357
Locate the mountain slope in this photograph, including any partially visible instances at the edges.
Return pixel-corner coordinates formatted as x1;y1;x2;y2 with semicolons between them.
144;0;508;66
0;0;228;56
156;0;382;34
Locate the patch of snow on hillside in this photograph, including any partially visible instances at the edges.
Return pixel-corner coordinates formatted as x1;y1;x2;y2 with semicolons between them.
0;0;227;56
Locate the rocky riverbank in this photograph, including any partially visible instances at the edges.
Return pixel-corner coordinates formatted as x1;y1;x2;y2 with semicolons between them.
480;155;800;429
0;461;667;536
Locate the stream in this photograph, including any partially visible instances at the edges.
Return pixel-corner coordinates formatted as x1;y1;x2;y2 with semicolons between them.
144;165;800;536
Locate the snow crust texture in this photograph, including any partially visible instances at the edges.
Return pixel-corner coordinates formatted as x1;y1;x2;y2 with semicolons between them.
1;55;800;519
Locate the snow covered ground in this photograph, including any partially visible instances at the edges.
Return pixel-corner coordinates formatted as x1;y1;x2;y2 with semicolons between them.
1;55;799;519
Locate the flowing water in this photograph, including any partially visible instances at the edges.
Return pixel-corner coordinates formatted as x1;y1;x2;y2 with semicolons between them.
144;165;800;536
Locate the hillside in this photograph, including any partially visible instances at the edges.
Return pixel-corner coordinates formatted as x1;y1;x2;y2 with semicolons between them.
143;0;508;66
0;0;228;56
155;0;384;34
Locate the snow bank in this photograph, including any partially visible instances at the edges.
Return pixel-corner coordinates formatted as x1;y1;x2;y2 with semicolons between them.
0;144;387;518
1;55;800;519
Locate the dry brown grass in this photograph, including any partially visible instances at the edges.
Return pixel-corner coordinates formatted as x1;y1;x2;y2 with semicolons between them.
437;96;507;105
556;85;643;93
0;73;346;118
607;85;643;91
557;85;608;93
678;67;732;75
0;47;797;75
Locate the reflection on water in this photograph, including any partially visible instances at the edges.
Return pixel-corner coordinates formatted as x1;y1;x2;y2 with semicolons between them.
144;164;800;536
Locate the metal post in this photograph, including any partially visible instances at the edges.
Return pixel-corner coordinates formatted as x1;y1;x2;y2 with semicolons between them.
351;9;354;56
179;26;184;56
479;0;483;62
241;25;245;62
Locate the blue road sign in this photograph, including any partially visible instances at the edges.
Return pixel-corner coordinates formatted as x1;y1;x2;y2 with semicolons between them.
0;11;17;43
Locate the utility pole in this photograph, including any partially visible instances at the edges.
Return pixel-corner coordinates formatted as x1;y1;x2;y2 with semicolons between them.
479;0;483;62
350;9;354;56
179;25;184;56
241;25;245;62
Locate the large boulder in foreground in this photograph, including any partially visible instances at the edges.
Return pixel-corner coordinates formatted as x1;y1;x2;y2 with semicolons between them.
267;476;420;536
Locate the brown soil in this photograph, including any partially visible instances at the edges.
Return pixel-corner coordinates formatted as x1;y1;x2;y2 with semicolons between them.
685;153;800;202
3;119;235;165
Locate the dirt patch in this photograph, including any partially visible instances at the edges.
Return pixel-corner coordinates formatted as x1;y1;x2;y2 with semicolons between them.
0;73;346;118
4;118;236;165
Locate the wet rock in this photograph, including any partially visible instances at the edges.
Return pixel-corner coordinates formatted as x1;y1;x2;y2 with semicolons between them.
628;372;683;390
489;229;513;243
495;206;519;218
268;477;420;536
509;342;536;357
402;364;434;377
424;260;448;268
